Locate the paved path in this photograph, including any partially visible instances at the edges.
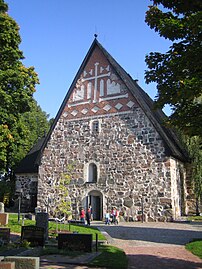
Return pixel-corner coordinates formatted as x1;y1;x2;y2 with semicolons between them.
95;221;202;269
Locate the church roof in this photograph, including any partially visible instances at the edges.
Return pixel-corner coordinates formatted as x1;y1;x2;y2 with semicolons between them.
15;137;45;173
15;38;189;174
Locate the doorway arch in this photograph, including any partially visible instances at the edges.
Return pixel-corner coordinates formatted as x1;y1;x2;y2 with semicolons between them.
86;190;103;220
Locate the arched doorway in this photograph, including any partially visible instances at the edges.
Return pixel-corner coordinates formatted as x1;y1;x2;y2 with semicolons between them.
86;190;102;220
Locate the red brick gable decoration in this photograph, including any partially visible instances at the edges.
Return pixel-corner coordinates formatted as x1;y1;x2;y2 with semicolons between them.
38;38;188;163
62;46;138;120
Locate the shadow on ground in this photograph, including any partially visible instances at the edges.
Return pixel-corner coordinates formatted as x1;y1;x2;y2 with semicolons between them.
96;223;202;245
127;254;202;269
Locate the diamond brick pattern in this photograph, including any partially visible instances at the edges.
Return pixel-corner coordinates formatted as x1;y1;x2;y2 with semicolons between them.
127;101;134;108
92;106;99;113
115;103;123;110
63;112;68;117
81;108;88;114
103;104;112;111
71;110;78;116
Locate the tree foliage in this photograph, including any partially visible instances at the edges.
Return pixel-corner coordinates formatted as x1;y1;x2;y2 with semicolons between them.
0;0;53;204
184;136;202;211
0;0;40;174
145;0;202;137
47;165;73;219
14;100;51;168
55;167;72;218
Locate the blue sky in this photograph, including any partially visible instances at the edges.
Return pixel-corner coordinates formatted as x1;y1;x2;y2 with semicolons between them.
6;0;171;118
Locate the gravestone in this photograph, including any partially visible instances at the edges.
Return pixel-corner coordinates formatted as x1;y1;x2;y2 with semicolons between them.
0;213;8;225
0;228;10;243
4;256;39;269
0;261;15;269
21;226;45;247
0;202;4;213
36;212;49;241
58;233;92;252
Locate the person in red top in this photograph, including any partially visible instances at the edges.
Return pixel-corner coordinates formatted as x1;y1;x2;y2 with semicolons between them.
80;208;85;223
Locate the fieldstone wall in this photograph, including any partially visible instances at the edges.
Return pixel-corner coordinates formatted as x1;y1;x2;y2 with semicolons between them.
37;108;187;221
184;163;197;215
15;174;38;212
170;158;187;218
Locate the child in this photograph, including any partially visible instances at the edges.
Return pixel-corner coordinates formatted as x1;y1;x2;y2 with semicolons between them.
80;208;85;223
105;210;110;225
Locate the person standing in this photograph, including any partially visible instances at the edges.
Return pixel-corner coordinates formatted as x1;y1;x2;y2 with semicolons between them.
80;208;85;223
86;206;91;225
112;207;118;224
105;210;110;225
89;204;93;221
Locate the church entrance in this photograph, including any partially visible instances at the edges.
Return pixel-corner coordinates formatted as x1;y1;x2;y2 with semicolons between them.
86;190;102;220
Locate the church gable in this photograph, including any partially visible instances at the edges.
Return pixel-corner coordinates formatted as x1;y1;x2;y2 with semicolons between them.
62;45;138;120
40;38;188;163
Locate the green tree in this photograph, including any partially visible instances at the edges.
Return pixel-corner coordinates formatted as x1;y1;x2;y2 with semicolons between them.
55;165;72;219
0;100;51;202
145;0;202;137
0;0;39;175
45;165;72;230
14;100;51;168
184;136;202;214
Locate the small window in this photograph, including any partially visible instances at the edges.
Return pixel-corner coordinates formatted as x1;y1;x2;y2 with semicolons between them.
88;163;97;183
92;121;99;133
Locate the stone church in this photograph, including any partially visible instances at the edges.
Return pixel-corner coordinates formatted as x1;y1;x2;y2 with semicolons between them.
15;38;192;221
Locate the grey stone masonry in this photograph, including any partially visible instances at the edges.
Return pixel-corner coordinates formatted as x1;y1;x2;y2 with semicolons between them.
15;173;38;212
37;108;187;221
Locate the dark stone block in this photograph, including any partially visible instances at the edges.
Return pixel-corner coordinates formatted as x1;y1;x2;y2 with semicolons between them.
58;233;92;252
123;198;133;208
21;225;45;247
0;228;10;243
68;220;85;225
158;192;164;197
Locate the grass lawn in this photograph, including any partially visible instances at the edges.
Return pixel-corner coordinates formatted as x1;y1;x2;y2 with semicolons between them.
39;242;128;269
187;216;202;222
7;213;105;240
185;239;202;259
90;244;128;269
185;216;202;260
1;213;128;268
